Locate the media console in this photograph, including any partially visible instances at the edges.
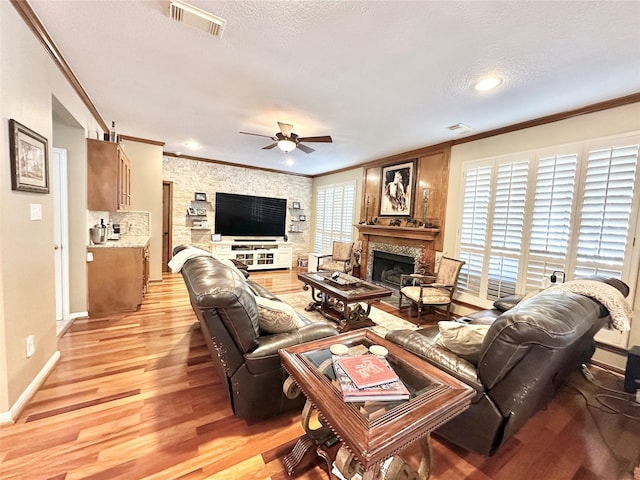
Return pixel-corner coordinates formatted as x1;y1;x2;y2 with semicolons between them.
209;240;293;271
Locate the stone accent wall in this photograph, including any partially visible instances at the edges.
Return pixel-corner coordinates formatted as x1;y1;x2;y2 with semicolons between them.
163;156;312;266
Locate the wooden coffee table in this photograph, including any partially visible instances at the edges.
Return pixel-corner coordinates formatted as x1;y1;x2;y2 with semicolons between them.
279;329;475;479
298;272;393;332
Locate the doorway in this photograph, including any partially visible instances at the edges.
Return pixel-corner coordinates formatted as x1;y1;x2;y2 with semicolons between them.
52;148;71;334
162;182;173;272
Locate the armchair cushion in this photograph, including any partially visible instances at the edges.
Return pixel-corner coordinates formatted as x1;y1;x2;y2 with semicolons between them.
400;285;452;305
435;321;491;363
255;296;306;333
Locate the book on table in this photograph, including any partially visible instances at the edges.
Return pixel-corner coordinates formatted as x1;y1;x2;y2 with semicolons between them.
334;354;400;389
332;356;410;403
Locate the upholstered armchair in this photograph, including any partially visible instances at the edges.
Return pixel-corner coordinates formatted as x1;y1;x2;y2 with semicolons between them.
398;256;465;319
317;241;356;274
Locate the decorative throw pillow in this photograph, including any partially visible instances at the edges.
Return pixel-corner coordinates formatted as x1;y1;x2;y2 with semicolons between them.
435;321;491;363
255;296;306;333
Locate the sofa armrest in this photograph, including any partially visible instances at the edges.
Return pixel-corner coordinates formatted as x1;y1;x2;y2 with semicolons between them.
386;328;485;395
244;323;338;373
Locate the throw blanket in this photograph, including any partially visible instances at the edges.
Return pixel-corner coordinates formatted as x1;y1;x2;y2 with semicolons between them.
168;246;212;273
545;280;632;332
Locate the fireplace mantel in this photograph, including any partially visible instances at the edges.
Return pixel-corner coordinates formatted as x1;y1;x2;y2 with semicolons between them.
355;225;440;242
355;224;440;278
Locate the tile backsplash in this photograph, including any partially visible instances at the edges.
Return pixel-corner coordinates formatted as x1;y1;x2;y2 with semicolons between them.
87;210;150;238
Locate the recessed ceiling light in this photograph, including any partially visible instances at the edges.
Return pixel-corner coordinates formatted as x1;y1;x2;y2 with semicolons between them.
184;141;200;149
475;76;502;91
284;158;295;166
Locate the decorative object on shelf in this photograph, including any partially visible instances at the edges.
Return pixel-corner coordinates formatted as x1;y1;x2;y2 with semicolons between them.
194;192;207;201
298;215;306;221
379;159;416;217
9;119;49;194
196;207;206;215
292;201;301;209
362;193;376;225
421;187;435;228
187;207;197;215
211;233;222;242
109;121;117;142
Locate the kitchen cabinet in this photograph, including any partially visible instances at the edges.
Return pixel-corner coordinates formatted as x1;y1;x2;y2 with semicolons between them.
87;138;131;211
87;245;149;315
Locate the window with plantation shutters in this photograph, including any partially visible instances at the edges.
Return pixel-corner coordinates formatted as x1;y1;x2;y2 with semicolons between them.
525;153;578;291
574;143;639;278
456;134;639;309
314;181;356;254
457;165;491;296
486;161;528;300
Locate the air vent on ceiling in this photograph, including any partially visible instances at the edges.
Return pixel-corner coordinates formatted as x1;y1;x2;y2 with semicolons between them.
447;123;475;135
169;0;226;37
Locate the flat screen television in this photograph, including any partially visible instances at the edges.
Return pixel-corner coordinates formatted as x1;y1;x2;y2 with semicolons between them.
214;192;287;237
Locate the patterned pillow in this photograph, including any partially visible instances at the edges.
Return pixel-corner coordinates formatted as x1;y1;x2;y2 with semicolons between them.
435;321;491;363
255;296;306;333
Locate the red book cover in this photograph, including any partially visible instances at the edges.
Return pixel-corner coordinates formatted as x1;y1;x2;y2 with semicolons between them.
335;354;400;389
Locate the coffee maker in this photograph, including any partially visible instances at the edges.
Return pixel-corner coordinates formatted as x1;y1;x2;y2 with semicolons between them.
108;223;121;240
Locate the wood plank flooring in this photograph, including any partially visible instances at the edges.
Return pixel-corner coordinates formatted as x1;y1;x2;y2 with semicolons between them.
1;269;638;480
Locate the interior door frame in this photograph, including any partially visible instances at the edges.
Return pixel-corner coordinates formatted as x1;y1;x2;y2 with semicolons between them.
162;181;173;272
52;147;70;326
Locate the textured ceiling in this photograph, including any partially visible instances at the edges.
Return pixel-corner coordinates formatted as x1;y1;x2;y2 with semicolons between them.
29;0;640;175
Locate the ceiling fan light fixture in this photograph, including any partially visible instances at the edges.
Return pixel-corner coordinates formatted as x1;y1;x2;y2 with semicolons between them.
277;139;296;153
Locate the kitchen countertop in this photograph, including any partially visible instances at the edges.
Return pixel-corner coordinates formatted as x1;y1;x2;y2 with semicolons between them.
88;236;150;248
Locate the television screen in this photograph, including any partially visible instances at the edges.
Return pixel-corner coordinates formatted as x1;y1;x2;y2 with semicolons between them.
214;192;287;237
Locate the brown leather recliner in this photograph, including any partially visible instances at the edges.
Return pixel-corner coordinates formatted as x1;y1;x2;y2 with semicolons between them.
173;245;338;419
387;277;629;456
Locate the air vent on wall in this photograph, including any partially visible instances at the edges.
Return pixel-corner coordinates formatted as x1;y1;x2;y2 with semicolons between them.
447;123;475;135
169;0;226;37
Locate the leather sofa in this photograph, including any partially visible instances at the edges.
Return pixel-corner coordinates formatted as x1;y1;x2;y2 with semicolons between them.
173;245;338;420
387;276;630;456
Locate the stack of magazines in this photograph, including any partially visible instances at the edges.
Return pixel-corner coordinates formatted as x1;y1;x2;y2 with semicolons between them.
332;354;410;403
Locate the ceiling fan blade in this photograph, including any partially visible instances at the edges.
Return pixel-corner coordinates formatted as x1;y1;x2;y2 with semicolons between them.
297;135;333;143
262;142;278;150
296;143;315;154
240;131;277;140
278;122;294;137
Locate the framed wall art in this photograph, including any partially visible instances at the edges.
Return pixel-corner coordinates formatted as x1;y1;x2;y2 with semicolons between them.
9;119;49;194
194;192;207;201
379;159;416;217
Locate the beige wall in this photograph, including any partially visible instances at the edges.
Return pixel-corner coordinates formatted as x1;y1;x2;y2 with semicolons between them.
162;157;313;265
0;2;102;415
122;141;163;281
444;103;640;368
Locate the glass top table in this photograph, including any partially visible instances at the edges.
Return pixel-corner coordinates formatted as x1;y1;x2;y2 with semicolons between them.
279;329;475;479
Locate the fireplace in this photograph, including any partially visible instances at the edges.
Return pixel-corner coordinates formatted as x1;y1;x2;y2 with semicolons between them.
372;250;415;289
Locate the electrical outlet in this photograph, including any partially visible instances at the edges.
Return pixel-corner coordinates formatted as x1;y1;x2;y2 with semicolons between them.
25;335;35;358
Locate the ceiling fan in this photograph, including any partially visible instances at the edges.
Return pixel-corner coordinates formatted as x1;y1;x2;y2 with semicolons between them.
240;122;332;154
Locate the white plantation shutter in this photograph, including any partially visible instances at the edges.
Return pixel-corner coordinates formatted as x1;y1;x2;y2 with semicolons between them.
574;143;639;278
458;165;491;296
526;154;578;291
314;182;356;253
486;161;528;300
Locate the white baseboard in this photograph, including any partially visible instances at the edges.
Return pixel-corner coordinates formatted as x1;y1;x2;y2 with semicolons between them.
0;350;61;425
70;311;88;320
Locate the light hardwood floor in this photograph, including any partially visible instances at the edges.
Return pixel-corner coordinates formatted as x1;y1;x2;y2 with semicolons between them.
0;269;638;480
